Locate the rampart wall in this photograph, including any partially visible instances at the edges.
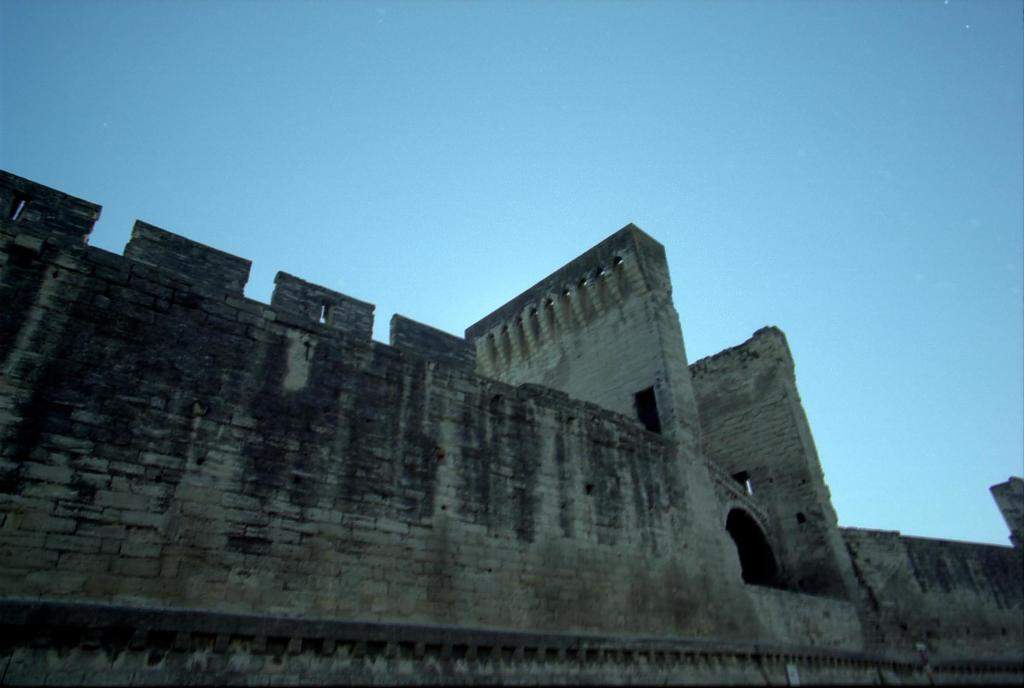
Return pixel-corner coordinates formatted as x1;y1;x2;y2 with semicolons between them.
1;171;755;642
390;315;474;370
842;528;1023;661
1;170;1020;684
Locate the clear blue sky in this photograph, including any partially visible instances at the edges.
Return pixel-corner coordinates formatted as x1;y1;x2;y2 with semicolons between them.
2;0;1021;545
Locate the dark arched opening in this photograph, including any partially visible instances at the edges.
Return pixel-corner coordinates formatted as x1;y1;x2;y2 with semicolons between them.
726;508;779;586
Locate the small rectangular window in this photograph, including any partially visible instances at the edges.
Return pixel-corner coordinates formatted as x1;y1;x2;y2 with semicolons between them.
634;387;662;434
732;471;754;495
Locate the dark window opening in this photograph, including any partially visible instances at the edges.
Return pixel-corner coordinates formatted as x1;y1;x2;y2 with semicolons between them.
8;195;28;222
633;387;661;434
796;512;807;524
732;470;753;495
726;509;779;586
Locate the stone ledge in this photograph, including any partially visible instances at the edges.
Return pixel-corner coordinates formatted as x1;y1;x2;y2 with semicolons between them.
1;599;1021;686
4;598;1021;669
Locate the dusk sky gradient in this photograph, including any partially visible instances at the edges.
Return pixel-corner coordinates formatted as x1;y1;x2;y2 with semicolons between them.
2;0;1021;545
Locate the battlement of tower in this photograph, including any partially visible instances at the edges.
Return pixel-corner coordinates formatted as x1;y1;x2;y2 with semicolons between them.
464;225;670;358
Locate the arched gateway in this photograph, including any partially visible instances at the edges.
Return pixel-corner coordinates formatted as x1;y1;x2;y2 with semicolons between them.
726;508;779;586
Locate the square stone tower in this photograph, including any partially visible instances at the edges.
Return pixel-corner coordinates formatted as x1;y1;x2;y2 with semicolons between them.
465;224;701;454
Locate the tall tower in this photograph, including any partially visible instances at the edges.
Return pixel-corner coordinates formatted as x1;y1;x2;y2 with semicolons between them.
689;328;861;601
465;224;702;454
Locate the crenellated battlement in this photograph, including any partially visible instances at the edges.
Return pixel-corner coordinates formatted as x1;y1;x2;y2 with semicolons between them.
0;170;378;344
461;221;701;452
0;170;101;244
125;220;253;295
465;225;666;362
272;271;375;340
390;314;474;369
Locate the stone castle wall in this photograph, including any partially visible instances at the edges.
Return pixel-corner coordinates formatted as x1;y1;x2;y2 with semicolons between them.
842;528;1023;660
1;170;1020;685
0;171;755;642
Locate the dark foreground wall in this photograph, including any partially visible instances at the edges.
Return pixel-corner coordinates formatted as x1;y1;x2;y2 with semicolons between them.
0;171;754;640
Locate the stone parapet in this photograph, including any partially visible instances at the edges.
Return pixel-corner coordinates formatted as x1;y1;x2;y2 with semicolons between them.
125;220;252;295
0;170;101;245
390;314;474;369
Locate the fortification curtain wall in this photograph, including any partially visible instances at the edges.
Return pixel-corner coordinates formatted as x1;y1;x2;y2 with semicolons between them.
842;528;1023;661
1;171;754;642
1;171;1020;685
